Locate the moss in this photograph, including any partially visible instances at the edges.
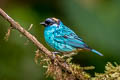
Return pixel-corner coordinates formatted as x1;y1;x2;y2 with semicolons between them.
35;50;120;80
92;62;120;80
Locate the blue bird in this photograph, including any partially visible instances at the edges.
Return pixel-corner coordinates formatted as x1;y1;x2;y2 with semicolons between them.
40;18;103;56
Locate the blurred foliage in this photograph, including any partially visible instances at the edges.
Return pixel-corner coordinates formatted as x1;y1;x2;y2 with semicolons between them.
0;0;120;80
92;62;120;80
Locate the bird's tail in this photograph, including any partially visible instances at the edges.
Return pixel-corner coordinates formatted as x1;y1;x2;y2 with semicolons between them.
91;49;103;56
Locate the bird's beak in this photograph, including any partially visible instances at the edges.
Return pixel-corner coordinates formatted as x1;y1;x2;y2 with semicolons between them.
40;22;46;26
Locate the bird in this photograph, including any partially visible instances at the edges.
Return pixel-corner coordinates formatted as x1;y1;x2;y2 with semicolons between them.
40;17;103;56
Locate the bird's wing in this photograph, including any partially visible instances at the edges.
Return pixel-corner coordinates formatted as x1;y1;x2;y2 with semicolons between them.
54;26;88;48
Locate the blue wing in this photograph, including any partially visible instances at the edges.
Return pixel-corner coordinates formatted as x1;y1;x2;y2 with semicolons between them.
54;25;89;49
53;24;103;56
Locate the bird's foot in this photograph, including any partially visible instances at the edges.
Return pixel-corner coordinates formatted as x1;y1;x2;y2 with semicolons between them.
52;52;60;54
52;52;60;59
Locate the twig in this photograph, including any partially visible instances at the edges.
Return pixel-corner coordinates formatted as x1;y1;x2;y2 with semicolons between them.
4;26;12;41
28;24;33;31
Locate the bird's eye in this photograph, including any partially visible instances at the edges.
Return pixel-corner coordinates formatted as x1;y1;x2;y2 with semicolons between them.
45;18;56;26
45;20;54;25
45;20;50;24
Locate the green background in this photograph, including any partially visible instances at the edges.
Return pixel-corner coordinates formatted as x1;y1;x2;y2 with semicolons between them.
0;0;120;80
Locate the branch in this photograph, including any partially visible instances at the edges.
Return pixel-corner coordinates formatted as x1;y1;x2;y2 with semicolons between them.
0;8;54;59
0;8;90;80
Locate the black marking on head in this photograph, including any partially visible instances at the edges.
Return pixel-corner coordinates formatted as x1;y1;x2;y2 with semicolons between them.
40;17;60;27
45;18;55;25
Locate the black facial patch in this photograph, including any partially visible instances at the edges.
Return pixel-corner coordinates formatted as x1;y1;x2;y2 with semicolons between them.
45;18;55;25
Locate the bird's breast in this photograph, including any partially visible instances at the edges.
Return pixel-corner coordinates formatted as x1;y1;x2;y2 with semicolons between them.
44;28;56;47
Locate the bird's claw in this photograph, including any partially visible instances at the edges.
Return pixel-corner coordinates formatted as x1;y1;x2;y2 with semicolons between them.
52;52;60;54
52;52;59;59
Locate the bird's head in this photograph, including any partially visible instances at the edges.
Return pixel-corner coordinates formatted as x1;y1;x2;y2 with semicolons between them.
40;17;61;27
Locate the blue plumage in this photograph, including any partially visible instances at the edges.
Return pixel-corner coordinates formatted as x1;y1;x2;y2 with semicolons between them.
40;18;103;56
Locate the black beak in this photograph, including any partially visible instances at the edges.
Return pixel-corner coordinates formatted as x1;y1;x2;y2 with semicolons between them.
40;22;46;26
